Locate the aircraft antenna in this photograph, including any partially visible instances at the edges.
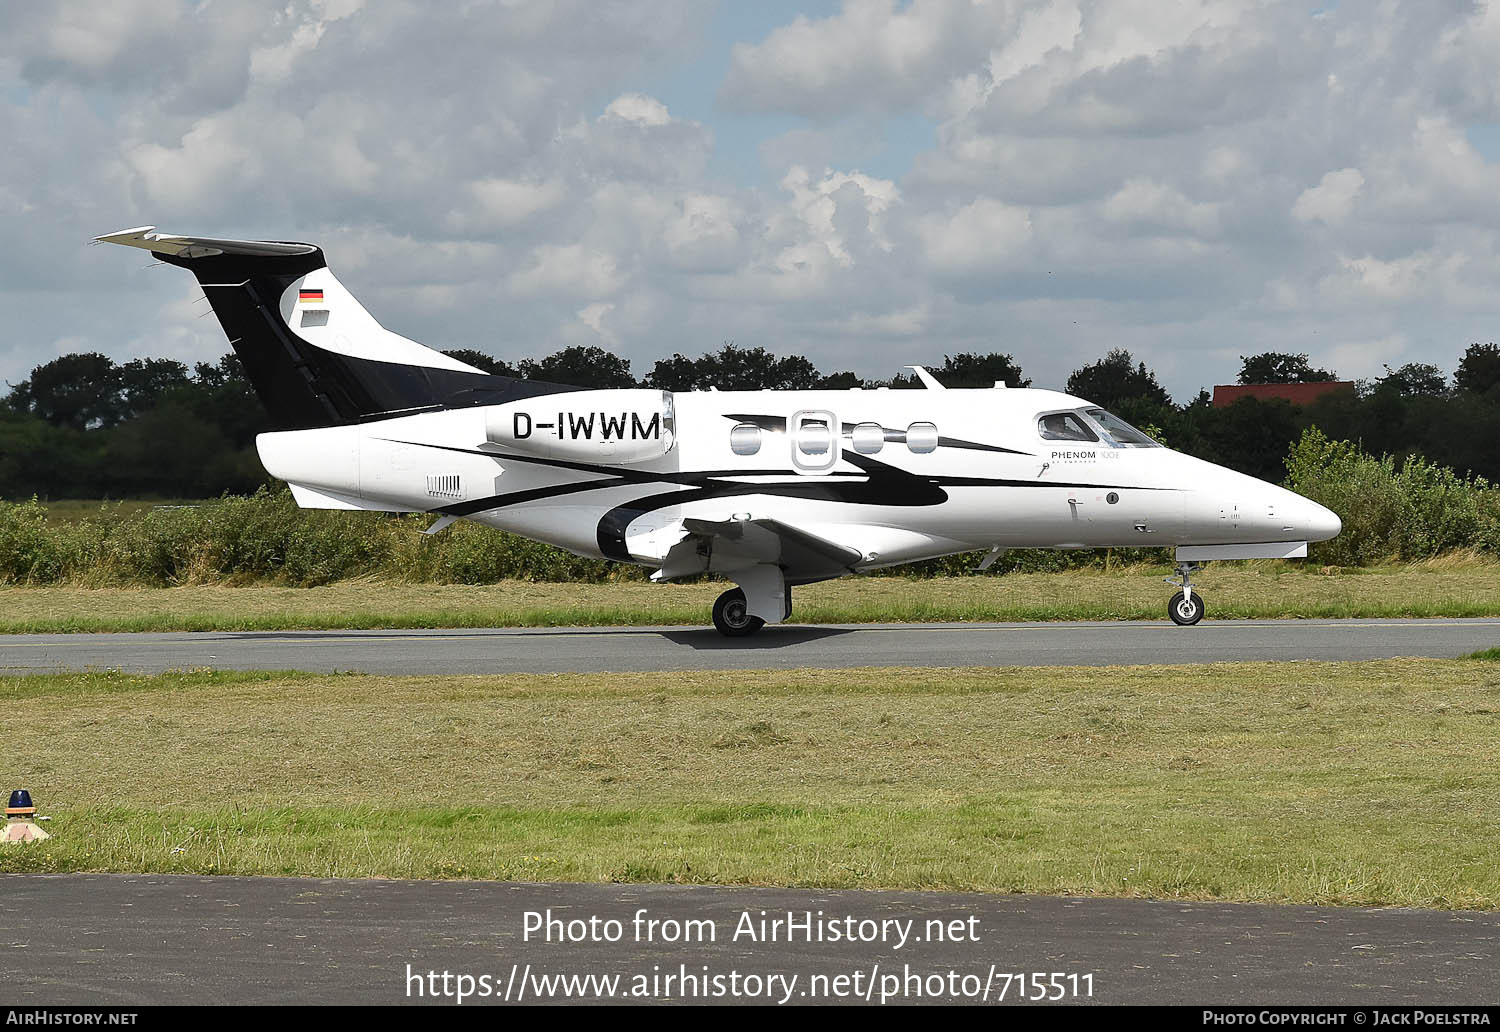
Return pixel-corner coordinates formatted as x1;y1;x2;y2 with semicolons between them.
906;365;945;390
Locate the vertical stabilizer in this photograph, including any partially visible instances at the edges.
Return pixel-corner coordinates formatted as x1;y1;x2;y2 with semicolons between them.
96;226;562;428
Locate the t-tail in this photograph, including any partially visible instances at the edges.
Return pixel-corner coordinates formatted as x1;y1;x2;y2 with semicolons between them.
94;226;558;429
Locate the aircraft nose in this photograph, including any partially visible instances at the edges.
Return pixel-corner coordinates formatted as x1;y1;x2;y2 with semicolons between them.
1304;500;1342;542
1267;484;1342;542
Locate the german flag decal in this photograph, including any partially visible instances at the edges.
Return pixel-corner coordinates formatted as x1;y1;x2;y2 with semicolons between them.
298;289;324;303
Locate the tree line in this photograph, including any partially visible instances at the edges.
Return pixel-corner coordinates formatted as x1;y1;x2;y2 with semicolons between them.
2;341;1498;499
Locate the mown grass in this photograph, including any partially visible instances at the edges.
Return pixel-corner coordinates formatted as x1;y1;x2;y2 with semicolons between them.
2;659;1498;908
1;561;1498;633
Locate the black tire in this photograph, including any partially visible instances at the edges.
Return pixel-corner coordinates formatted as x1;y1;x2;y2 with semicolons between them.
1168;590;1205;626
713;588;765;637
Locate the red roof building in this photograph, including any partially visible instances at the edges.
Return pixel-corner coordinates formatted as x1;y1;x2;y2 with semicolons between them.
1211;381;1355;408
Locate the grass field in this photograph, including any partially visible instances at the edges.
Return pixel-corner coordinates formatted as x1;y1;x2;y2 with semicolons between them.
3;657;1498;908
1;561;1499;633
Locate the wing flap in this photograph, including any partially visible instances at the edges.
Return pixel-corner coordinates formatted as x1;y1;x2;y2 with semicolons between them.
656;516;862;581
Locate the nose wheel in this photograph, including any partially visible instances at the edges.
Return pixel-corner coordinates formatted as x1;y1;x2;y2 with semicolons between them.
1165;563;1205;625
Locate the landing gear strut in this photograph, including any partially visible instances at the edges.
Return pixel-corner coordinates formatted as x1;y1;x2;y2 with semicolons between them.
1166;562;1206;625
712;587;765;637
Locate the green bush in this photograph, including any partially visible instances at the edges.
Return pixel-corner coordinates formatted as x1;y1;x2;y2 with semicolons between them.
421;519;628;584
0;498;90;583
1284;428;1500;565
0;488;642;586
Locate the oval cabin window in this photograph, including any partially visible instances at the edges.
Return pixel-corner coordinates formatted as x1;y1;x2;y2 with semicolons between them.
730;423;762;456
797;417;832;456
852;422;885;454
906;422;939;454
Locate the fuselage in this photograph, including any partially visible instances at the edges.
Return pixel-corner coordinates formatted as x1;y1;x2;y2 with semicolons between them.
256;385;1341;576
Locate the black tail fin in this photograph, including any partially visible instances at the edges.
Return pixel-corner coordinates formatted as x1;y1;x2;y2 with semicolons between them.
96;227;561;430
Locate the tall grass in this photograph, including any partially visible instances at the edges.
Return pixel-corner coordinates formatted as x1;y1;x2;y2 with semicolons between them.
0;489;628;586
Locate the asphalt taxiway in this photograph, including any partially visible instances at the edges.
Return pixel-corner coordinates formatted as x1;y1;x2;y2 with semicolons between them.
0;618;1495;675
3;875;1495;1005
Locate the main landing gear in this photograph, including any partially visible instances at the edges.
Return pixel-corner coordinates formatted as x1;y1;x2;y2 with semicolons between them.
712;588;764;637
711;586;792;637
1166;562;1206;626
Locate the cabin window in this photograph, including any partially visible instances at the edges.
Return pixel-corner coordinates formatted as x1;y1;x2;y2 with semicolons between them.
1084;408;1160;448
1037;412;1098;442
906;422;939;454
797;416;833;455
852;422;885;454
791;409;839;471
729;423;762;456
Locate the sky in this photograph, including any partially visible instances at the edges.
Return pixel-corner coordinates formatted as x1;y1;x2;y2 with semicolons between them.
3;0;1500;402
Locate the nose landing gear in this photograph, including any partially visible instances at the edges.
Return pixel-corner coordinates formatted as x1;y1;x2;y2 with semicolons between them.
1166;562;1205;625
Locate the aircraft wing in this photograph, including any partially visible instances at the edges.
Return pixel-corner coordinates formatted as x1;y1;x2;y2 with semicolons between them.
654;516;863;581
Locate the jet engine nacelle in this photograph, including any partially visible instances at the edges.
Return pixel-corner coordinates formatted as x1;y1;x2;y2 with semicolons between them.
483;389;676;465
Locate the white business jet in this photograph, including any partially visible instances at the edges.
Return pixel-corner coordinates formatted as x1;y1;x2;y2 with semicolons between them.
98;227;1341;635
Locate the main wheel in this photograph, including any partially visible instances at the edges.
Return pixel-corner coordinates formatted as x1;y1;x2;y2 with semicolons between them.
713;588;765;637
1168;590;1205;626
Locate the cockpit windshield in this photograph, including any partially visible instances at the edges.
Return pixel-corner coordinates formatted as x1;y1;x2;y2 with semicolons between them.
1036;408;1161;448
1084;408;1160;448
1037;411;1098;442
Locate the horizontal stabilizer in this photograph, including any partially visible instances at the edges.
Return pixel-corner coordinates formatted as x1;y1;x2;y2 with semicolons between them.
95;226;316;260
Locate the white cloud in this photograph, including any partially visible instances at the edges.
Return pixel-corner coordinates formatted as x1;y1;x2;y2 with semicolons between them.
779;165;899;267
1101;179;1221;238
454;178;567;231
576;301;620;348
1316;233;1500;310
662;194;744;271
822;303;930;337
986;0;1081;85
5;1;1500;401
602;93;672;127
722;0;1007;116
509;244;623;299
1293;168;1365;225
917;197;1033;275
